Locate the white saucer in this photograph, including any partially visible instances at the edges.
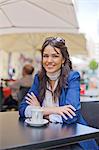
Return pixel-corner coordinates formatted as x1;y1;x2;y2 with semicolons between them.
25;118;49;127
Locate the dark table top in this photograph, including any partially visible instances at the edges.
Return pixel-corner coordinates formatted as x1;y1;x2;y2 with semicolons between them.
0;111;99;150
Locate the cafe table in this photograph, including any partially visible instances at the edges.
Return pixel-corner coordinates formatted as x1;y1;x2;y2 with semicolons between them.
0;111;99;150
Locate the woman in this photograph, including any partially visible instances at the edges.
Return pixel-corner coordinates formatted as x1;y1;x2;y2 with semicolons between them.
19;37;98;150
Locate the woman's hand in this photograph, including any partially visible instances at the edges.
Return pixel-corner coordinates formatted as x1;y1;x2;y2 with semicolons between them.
25;92;40;106
53;105;76;120
43;105;76;120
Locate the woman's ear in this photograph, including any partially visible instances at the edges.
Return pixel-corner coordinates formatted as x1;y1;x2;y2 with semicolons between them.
62;58;65;65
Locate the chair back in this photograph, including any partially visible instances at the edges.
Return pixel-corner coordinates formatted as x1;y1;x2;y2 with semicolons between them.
81;101;99;145
18;86;30;103
0;86;3;111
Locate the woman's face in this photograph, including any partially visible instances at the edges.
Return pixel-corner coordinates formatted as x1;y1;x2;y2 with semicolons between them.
42;45;64;73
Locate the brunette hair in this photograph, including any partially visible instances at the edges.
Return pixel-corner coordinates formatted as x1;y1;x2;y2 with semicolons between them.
38;37;72;103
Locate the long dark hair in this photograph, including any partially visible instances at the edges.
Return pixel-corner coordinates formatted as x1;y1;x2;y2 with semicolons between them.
38;37;72;103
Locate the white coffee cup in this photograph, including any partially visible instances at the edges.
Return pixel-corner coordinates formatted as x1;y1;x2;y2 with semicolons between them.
31;107;44;124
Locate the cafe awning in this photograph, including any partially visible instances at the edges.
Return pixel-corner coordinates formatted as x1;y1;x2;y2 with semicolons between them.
0;32;87;56
0;0;79;34
0;0;88;56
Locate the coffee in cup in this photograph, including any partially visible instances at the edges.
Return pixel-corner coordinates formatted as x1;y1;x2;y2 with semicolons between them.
31;107;44;124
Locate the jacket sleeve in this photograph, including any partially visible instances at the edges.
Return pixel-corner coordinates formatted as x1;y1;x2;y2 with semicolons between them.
61;71;81;124
19;74;39;118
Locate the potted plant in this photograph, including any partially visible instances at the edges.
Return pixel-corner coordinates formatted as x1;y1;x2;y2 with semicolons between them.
89;59;98;74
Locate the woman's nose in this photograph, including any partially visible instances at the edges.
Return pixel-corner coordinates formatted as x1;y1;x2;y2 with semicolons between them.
47;56;53;62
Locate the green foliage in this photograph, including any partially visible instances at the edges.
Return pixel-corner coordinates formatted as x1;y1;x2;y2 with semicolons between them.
89;59;98;71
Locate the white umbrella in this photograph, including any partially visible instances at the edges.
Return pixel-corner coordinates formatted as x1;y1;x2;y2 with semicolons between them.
0;0;88;56
0;0;88;78
0;0;79;34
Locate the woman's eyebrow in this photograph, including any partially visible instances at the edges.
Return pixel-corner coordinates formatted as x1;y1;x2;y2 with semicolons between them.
43;51;61;55
43;53;61;56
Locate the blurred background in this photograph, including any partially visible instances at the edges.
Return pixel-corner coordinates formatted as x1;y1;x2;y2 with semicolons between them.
0;0;99;102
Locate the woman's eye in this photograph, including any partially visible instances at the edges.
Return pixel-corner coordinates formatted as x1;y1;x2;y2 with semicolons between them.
43;54;59;58
52;55;59;58
43;55;48;58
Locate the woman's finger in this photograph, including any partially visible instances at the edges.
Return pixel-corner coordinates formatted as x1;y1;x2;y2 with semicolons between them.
60;112;68;120
27;93;34;99
25;97;34;104
31;92;38;101
31;92;36;98
25;96;32;101
63;110;73;119
68;105;76;111
26;100;33;105
65;107;76;117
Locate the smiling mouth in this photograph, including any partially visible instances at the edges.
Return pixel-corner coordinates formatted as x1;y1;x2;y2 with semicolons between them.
46;66;54;69
46;64;55;68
